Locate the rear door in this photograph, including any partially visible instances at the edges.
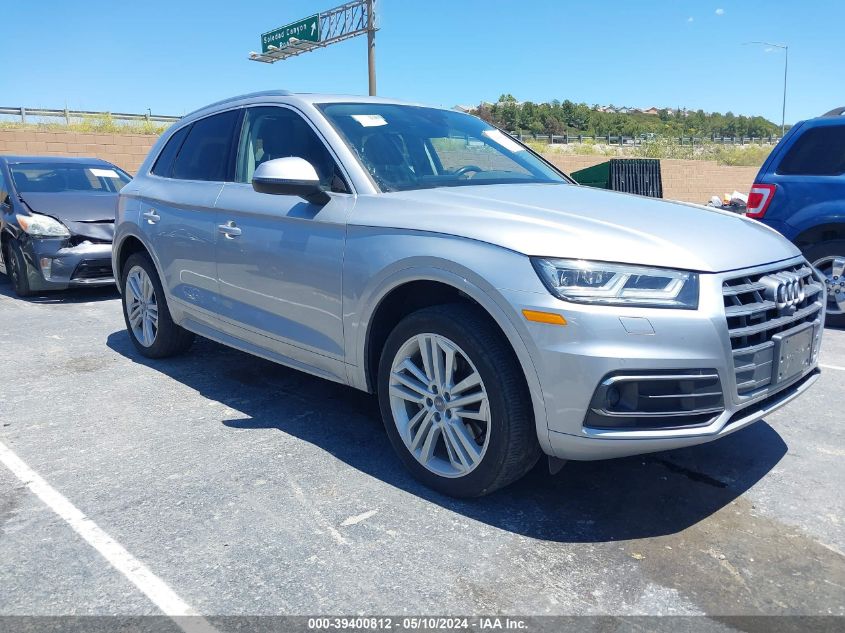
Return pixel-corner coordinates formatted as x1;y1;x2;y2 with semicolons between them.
212;105;353;382
140;109;240;318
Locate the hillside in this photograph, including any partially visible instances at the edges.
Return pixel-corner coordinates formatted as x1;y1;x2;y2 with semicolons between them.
472;95;783;138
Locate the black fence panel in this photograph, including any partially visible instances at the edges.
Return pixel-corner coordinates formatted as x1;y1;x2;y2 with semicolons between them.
609;158;663;198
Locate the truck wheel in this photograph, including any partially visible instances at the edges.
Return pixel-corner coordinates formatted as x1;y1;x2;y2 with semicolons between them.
378;303;541;497
6;240;33;297
121;251;194;358
805;240;845;327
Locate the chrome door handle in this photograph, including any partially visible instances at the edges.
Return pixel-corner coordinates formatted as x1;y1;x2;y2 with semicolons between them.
142;209;160;224
218;221;242;238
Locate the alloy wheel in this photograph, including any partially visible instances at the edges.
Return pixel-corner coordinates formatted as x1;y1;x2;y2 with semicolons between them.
813;255;845;315
388;333;491;478
125;265;159;347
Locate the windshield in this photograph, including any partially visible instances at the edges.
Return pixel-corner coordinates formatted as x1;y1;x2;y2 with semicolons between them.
10;163;131;194
318;103;567;192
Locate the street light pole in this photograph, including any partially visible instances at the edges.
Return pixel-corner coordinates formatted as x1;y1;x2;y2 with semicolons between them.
367;0;376;96
745;41;788;136
781;45;788;137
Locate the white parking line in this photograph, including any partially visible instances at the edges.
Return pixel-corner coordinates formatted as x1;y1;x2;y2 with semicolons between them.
0;440;217;633
821;363;845;372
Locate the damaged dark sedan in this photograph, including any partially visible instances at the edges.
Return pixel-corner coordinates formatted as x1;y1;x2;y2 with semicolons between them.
0;156;130;296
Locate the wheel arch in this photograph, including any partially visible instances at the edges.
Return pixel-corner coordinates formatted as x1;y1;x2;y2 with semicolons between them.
354;266;552;455
793;221;845;250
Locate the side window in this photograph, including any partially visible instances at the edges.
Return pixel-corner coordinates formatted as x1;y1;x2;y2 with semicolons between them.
777;126;845;176
236;106;348;192
172;110;240;182
151;125;190;177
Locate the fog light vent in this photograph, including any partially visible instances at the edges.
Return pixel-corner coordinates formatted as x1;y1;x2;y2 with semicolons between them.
585;369;724;430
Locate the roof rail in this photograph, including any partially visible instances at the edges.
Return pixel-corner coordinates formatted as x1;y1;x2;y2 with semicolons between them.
821;106;845;117
183;90;293;118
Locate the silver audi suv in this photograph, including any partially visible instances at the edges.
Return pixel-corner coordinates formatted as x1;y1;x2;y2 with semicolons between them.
114;91;826;497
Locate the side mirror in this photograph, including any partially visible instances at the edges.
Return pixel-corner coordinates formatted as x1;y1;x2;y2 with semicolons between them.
251;157;331;206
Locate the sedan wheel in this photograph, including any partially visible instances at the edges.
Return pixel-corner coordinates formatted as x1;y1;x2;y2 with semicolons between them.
6;240;33;297
124;265;159;347
814;255;845;316
388;333;491;478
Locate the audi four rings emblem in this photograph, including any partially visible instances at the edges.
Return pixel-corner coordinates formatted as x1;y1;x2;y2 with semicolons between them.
761;272;806;310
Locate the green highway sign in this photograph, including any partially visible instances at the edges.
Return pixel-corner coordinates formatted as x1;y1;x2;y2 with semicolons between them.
261;14;321;53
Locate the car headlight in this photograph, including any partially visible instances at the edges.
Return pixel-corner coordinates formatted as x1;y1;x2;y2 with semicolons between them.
16;213;70;238
531;258;699;309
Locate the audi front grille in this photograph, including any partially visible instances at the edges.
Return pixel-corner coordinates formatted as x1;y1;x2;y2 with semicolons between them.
723;262;824;397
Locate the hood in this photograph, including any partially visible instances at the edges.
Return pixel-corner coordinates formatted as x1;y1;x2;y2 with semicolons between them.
19;192;116;242
353;184;800;273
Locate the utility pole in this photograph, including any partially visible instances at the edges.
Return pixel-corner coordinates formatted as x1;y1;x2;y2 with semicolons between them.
367;0;376;96
744;41;789;136
781;45;788;137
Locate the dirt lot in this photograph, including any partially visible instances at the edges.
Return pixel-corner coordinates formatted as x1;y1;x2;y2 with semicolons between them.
1;282;843;625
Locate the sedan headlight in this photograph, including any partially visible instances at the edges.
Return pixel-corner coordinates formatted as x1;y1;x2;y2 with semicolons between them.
16;213;70;238
532;258;699;309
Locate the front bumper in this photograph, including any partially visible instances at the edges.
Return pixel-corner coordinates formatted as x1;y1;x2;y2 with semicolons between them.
501;255;825;460
22;238;115;291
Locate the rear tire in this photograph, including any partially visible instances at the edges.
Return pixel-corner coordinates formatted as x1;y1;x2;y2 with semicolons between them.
6;240;34;297
804;239;845;327
377;303;541;498
120;251;194;358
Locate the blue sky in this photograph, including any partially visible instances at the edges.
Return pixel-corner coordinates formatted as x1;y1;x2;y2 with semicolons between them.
3;1;842;124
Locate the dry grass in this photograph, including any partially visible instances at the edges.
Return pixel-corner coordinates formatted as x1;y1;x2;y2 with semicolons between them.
0;114;171;136
528;138;773;166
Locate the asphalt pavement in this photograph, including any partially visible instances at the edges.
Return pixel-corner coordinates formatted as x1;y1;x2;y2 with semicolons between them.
0;280;843;623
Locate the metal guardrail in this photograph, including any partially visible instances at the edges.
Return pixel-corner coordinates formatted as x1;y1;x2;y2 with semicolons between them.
0;107;180;125
508;132;782;146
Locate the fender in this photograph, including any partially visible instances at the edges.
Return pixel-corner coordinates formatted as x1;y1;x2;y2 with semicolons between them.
112;221;167;301
349;259;554;455
786;204;845;243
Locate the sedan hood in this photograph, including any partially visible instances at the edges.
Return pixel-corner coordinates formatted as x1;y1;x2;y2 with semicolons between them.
19;192;116;242
354;184;800;273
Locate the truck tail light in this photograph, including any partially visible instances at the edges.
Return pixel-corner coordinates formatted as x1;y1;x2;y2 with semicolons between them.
746;183;776;219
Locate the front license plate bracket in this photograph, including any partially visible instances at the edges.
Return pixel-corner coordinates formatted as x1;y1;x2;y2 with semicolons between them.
772;322;816;386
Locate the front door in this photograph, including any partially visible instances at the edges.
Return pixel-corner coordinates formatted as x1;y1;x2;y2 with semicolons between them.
213;105;353;381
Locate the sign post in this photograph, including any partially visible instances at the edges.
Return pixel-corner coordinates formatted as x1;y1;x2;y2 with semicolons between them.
249;0;378;96
366;0;376;96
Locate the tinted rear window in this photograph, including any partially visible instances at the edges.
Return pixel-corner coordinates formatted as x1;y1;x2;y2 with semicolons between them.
171;110;239;181
777;126;845;176
152;125;190;177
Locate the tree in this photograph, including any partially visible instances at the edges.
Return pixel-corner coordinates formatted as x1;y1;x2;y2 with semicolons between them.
472;96;780;139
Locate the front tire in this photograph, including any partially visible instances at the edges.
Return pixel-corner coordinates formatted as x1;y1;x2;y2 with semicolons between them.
121;251;194;358
6;240;33;297
377;304;541;497
804;239;845;327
